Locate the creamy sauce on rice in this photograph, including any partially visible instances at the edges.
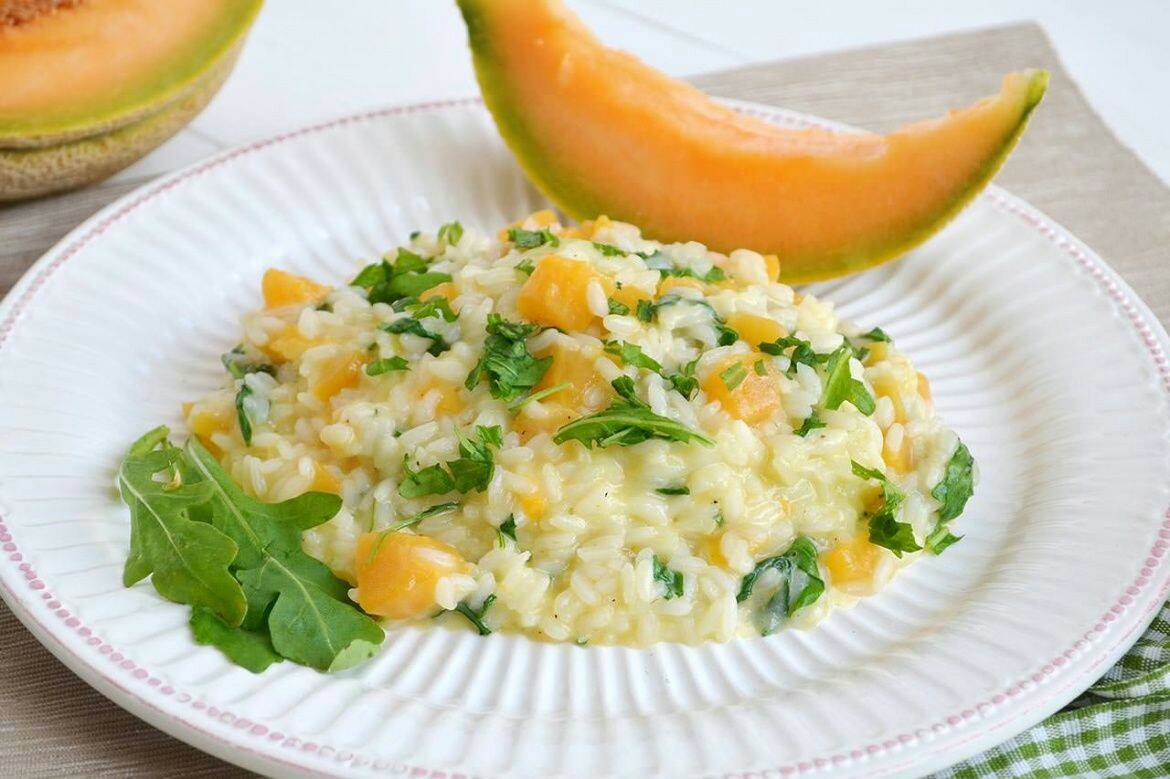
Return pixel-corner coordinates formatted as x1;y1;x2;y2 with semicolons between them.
183;211;973;646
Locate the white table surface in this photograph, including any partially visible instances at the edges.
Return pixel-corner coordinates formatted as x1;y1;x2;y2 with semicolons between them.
114;1;1170;187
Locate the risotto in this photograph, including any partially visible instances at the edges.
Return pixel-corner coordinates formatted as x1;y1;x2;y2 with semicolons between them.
181;211;975;647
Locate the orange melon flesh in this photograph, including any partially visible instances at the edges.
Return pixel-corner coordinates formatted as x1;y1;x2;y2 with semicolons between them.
0;0;262;145
458;0;1047;282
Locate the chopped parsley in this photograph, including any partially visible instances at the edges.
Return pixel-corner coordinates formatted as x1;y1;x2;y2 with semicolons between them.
465;314;552;402
379;317;448;356
607;298;630;316
592;241;626;257
655;485;690;496
641;250;727;282
758;334;826;377
365;356;409;376
652;555;684;599
665;359;700;399
553;377;714;449
736;538;824;636
635;299;655;322
403;296;458;322
515;257;536;276
861;327;892;343
851;461;920;556
496;514;518;546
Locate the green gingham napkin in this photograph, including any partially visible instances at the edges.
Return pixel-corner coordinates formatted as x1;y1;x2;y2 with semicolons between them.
937;601;1170;777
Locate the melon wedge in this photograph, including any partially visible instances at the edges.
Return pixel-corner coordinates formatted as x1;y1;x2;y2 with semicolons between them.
0;0;262;200
457;0;1047;282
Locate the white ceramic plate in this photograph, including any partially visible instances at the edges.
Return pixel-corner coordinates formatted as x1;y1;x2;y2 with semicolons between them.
2;99;1169;778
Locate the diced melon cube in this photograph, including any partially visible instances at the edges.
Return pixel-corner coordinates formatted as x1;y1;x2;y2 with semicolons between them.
310;462;342;494
354;532;468;619
701;353;781;424
312;350;367;402
726;312;784;346
534;342;610;411
517;254;603;331
420;281;457;304
262;268;329;309
822;533;884;588
262;324;319;364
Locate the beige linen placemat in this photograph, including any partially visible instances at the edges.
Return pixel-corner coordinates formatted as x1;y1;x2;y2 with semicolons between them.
2;22;1167;778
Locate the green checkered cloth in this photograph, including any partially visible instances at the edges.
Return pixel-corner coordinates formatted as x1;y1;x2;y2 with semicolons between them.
937;601;1170;777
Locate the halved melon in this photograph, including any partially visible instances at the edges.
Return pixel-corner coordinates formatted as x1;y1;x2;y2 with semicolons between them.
457;0;1047;282
0;0;262;200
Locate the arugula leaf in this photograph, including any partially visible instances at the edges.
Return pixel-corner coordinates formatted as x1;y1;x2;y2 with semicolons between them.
183;438;384;671
398;426;501;498
715;322;739;346
655;486;689;495
553;378;714;449
641;250;726;282
365;502;461;563
379;317;448;356
932;441;975;523
437;220;464;247
451;593;497;635
652;555;684;599
635;299;654;322
759;335;826;377
496;514;517;546
508;227;559;249
925;441;975;554
405;296;458;322
821;347;875;415
353;248;451;306
604;340;664;373
851;460;921;556
720;362;747;392
736;537;824;636
592;241;626;256
399;459;454;498
665;359;700;400
508;381;570;411
365;356;409;376
607;298;630;316
794;413;827;437
118;430;246;626
190;608;281;673
465;314;552;402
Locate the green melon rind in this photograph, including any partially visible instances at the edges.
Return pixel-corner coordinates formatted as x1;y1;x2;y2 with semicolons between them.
458;0;1047;283
0;0;262;147
0;41;241;202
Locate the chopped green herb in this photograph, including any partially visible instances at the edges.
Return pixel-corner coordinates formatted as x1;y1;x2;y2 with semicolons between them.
736;537;824;636
641;250;727;282
652;555;684;599
398;426;502;498
465;314;552;402
553;378;714;449
607;298;630;316
365;502;460;563
515;257;536;276
235;385;254;446
409;230;420;240
714;511;725;527
604;340;664;373
655;485;690;496
190;609;281;673
851;461;920;556
592;241;626;257
352;247;451;307
861;327;892;343
406;296;458;322
925;441;975;554
715;322;739;346
575;637;589;647
365;356;410;376
720;362;748;392
794;414;827;437
665;359;700;400
636;299;654;322
753;359;768;376
496;514;517;546
509;381;571;411
437;220;464;247
758;335;825;377
379;317;448;356
821;347;875;415
221;346;274;380
508;227;559;249
451;593;496;635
